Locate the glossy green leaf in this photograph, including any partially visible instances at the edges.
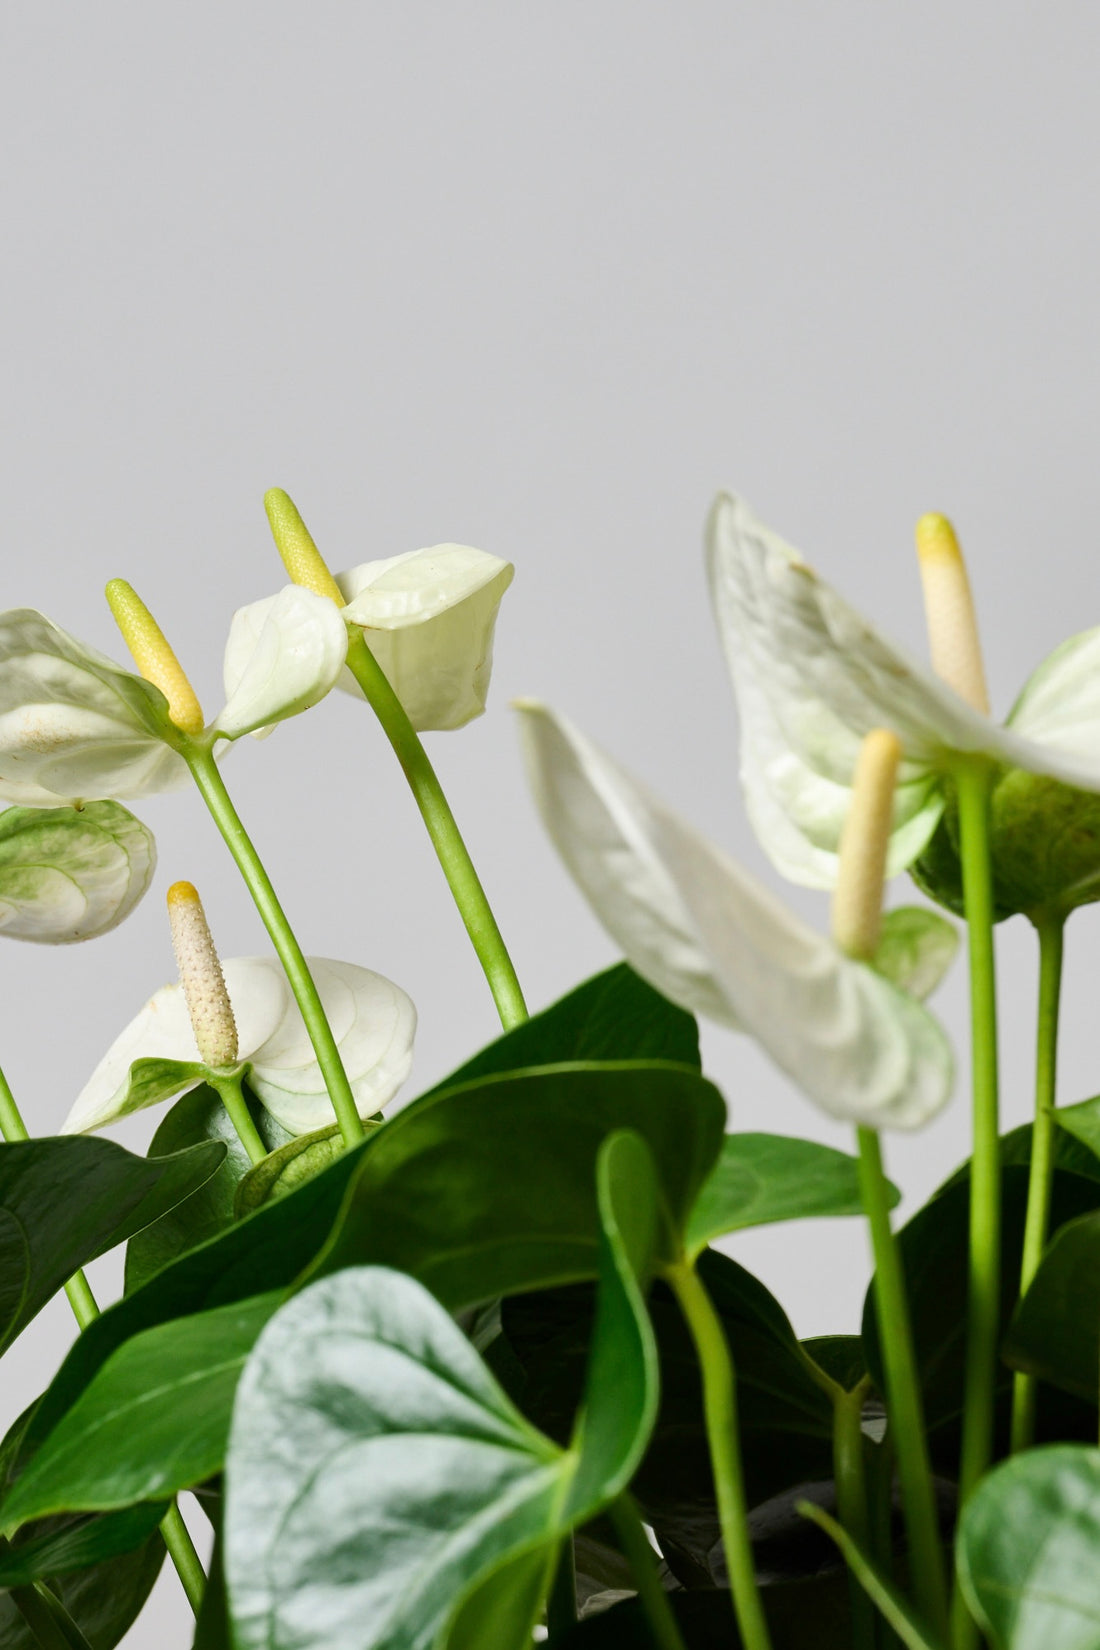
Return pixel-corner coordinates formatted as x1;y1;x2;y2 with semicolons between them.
0;1523;163;1649
225;1131;661;1650
957;1446;1100;1649
233;1121;375;1219
0;1135;224;1355
501;1246;834;1570
1053;1095;1100;1166
0;1504;165;1588
0;1294;282;1528
685;1133;876;1257
872;906;959;1002
1004;1211;1100;1400
310;1063;725;1303
29;1062;721;1465
862;1165;1100;1459
423;962;701;1098
124;1085;290;1295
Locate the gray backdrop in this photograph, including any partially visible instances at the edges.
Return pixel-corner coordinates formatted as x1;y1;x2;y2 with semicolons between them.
3;5;1099;1641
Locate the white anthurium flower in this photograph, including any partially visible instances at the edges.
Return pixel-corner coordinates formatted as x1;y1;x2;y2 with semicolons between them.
0;587;348;807
707;492;1100;891
228;544;514;734
516;702;953;1130
62;956;417;1137
0;800;155;943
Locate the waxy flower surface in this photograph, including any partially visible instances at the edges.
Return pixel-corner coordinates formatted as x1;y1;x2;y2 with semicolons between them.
0;801;155;943
708;493;1100;890
63;956;417;1136
232;542;513;734
517;702;953;1130
0;587;348;806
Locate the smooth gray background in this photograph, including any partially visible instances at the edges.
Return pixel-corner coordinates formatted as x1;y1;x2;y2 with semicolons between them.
3;5;1100;1641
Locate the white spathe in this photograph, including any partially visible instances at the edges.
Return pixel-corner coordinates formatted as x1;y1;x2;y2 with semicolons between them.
0;801;155;943
0;587;348;806
707;492;1100;887
63;956;417;1136
516;702;953;1131
227;545;513;734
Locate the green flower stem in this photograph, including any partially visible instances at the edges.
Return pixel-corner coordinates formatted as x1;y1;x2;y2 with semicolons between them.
951;759;1000;1650
1010;910;1066;1454
609;1493;688;1650
0;1062;207;1616
343;628;527;1031
210;1072;267;1166
186;747;365;1151
856;1128;948;1641
665;1259;772;1650
832;1374;875;1650
954;760;1000;1503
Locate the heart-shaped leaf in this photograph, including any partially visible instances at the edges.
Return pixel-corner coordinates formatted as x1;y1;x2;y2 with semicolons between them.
957;1445;1100;1649
0;1503;166;1588
422;963;701;1097
28;1063;722;1467
310;1063;725;1302
224;1131;661;1650
0;1294;282;1528
0;1520;163;1649
1003;1210;1100;1400
685;1133;878;1256
861;1165;1100;1461
0;1135;224;1355
124;1084;291;1294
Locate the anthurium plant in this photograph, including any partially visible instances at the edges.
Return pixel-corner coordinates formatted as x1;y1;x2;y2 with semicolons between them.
0;487;1097;1650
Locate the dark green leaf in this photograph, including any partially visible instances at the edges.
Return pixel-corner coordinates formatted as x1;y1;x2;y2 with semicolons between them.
124;1085;290;1295
423;963;700;1099
552;1579;853;1648
0;1524;163;1649
1004;1211;1100;1399
862;1165;1100;1464
957;1445;1100;1649
502;1247;834;1573
310;1063;725;1303
224;1131;662;1650
1052;1095;1100;1169
0;1295;282;1526
0;1136;224;1354
30;1063;721;1467
799;1503;945;1650
0;1505;165;1587
801;1337;867;1395
685;1134;876;1257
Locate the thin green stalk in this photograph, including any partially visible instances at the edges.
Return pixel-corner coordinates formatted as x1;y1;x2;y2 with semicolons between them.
0;1064;207;1616
833;1375;875;1650
344;628;526;1030
857;1128;948;1641
951;759;1000;1650
665;1259;772;1650
187;748;365;1151
609;1494;688;1650
545;1535;577;1641
210;1072;267;1166
1010;911;1065;1453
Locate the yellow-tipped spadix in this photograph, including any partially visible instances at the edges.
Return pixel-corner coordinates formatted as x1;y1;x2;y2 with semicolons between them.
263;489;346;608
166;881;239;1067
832;729;903;961
105;580;205;736
914;513;990;715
